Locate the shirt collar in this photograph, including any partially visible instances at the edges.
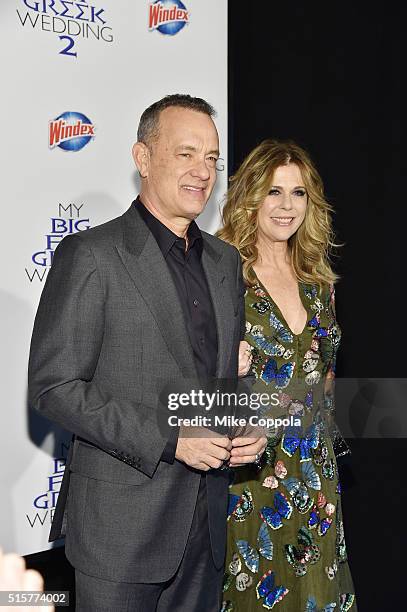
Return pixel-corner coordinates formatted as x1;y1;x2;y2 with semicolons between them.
134;196;203;258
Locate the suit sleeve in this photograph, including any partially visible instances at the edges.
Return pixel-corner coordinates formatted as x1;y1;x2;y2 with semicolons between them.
28;233;168;477
160;426;179;464
229;248;257;438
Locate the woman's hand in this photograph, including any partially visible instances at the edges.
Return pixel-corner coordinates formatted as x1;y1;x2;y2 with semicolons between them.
238;340;253;377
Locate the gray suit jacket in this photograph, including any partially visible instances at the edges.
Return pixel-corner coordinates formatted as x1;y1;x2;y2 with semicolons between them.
28;202;246;583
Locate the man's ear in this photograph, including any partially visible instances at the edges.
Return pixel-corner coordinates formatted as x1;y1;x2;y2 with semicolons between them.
132;142;150;178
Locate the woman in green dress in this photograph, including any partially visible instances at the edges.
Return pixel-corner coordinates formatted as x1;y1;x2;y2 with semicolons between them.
218;140;357;611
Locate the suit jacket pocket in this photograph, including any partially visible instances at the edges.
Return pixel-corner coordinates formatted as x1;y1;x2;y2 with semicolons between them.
70;439;151;485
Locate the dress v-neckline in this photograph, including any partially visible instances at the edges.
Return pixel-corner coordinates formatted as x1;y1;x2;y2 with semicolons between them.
252;270;309;338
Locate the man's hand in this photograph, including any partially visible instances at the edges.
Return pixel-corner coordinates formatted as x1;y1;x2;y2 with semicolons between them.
0;548;53;612
175;426;233;471
229;434;267;467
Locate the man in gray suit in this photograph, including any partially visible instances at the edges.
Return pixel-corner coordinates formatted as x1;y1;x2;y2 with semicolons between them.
28;94;266;611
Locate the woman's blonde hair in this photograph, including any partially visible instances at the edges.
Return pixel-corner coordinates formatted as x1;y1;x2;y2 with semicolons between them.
217;139;339;288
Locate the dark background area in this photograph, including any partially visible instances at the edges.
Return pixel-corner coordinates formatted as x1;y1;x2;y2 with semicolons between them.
24;5;405;611
229;3;406;610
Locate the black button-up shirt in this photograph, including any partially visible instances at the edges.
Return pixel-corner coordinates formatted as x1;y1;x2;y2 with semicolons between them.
135;197;219;461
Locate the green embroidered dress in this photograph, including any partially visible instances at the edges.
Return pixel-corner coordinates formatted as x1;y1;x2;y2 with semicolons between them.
222;278;357;612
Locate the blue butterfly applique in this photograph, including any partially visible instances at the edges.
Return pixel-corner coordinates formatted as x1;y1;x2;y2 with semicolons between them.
227;494;241;521
305;389;313;410
281;462;321;513
269;311;293;344
281;424;319;461
308;313;328;338
301;461;321;489
261;358;295;388
252;333;287;358
236;522;274;573
308;504;333;536
260;491;293;530
305;595;337;611
303;284;318;300
256;570;289;610
229;488;254;522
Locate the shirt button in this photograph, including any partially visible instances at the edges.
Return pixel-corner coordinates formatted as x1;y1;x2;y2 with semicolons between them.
193;299;199;307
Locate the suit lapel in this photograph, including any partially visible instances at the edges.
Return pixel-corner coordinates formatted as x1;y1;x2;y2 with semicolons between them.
201;238;236;377
117;204;236;379
116;205;197;378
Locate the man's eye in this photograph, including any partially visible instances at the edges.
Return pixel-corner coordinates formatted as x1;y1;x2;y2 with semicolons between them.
179;153;191;158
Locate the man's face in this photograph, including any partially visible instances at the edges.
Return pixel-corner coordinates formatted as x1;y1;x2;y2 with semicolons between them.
138;107;220;221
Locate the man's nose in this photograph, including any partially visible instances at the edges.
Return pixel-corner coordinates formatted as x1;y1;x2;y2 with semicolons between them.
190;158;211;180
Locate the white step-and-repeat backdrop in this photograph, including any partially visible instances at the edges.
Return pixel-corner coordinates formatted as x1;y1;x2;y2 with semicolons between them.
0;0;228;555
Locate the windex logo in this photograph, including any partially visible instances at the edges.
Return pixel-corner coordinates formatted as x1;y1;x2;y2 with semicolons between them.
49;112;95;151
148;0;189;36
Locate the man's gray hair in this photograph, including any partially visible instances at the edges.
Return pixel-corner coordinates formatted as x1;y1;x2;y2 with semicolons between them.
137;94;216;146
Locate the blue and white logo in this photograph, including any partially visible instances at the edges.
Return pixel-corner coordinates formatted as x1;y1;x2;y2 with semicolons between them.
148;0;189;36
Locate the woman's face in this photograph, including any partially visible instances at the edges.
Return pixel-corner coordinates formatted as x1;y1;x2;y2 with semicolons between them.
256;163;308;244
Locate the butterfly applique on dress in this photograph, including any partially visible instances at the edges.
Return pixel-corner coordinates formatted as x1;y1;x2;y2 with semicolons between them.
262;460;288;489
260;491;293;530
312;440;336;480
236;522;274;573
340;593;355;611
305;595;337;611
308;312;329;338
263;435;281;467
251;299;271;315
325;558;338;581
261;358;295;388
269;311;294;344
256;570;289;610
227;494;241;520
303;285;318;300
281;424;319;461
225;553;255;593
285;527;321;576
228;488;254;522
336;520;348;563
308;504;333;536
252;332;294;360
281;461;321;513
